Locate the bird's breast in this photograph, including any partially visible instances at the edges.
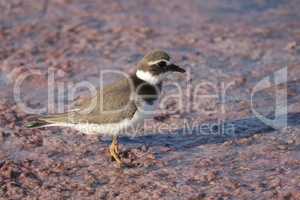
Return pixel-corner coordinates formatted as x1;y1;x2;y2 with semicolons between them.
137;99;159;119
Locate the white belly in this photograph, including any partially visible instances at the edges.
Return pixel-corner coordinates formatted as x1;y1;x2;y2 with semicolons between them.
48;100;158;136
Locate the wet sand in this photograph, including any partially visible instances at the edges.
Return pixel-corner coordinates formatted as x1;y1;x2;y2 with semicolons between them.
1;0;300;199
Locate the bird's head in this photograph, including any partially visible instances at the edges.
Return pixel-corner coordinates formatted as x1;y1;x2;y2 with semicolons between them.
136;50;185;85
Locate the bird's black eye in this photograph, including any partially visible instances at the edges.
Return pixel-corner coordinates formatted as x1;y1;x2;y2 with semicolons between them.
157;61;167;68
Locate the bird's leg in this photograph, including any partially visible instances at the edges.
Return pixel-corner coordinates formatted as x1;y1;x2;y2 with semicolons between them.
109;136;123;165
114;138;120;154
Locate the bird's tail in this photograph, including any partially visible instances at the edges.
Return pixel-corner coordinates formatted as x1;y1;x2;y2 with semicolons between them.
25;113;72;128
25;118;50;128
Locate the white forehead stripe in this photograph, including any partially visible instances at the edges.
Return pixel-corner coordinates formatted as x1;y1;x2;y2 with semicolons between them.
136;70;160;85
147;59;170;66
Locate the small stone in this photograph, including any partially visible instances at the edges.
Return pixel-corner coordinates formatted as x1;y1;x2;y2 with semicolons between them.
286;41;297;50
269;136;277;141
238;138;252;145
253;134;261;139
213;36;225;43
206;171;217;182
277;145;288;150
287;139;295;144
223;141;233;146
269;177;281;188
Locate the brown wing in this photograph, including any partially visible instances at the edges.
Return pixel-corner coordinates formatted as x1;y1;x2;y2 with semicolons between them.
40;78;137;124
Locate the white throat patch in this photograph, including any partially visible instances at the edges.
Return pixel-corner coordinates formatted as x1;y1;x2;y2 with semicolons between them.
136;70;160;85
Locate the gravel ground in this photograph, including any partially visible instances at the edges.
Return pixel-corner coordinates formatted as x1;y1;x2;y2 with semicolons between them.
1;0;300;199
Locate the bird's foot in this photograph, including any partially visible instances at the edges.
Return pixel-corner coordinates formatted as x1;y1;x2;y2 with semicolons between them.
109;136;139;168
109;145;123;165
109;138;124;167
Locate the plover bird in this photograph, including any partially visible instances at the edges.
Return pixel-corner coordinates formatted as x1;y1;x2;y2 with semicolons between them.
26;50;185;166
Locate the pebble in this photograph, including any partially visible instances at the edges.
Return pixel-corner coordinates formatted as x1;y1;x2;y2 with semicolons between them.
277;145;288;150
269;177;281;188
286;41;297;50
206;171;218;182
238;138;252;145
287;139;295;145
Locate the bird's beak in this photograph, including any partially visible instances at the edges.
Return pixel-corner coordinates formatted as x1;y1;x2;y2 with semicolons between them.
168;64;185;73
